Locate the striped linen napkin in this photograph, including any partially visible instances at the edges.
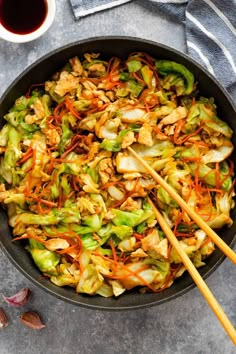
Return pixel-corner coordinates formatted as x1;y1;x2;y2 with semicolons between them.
69;0;236;98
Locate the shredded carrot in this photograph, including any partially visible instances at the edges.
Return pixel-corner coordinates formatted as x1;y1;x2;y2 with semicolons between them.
65;96;81;119
131;72;146;85
133;233;144;240
16;147;33;165
109;240;118;263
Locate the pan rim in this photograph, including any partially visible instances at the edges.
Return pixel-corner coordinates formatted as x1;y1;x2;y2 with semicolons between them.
0;35;235;310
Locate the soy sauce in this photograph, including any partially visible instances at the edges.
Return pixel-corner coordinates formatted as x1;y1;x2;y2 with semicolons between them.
0;0;48;35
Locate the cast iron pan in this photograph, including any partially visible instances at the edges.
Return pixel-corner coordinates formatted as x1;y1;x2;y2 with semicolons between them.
0;37;235;310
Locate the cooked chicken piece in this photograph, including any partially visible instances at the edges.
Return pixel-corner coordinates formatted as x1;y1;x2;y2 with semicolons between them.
84;53;100;62
145;112;159;125
89;63;106;73
45;80;55;92
86;142;100;163
82;80;97;91
54;71;80;97
93;90;110;103
78;116;97;131
81;89;94;100
123;172;142;180
131;248;148;258
106;91;115;101
43;128;60;146
154;238;168;259
98;158;114;184
138;123;153;146
69;56;83;76
141;229;160;251
25;114;39;124
155;106;175;119
87;150;112;169
181;181;192;199
0;184;6;193
95;112;109;138
121;131;136;149
159;106;187;127
164;124;176;136
186;238;197;246
124;180;147;197
104;210;116;221
120;197;142;211
32;98;45;119
45;238;70;252
77;196;97;214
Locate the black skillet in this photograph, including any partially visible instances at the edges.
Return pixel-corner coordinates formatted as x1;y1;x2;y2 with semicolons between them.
0;37;235;310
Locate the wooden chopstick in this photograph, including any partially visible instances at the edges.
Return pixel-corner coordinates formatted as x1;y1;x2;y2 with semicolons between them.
148;197;236;345
128;147;236;265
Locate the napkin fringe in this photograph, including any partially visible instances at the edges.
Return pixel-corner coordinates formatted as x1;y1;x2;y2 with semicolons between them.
73;0;131;18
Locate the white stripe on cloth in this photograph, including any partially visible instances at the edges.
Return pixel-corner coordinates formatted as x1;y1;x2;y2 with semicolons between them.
150;0;187;3
186;11;236;74
74;0;130;17
202;0;236;37
187;40;215;76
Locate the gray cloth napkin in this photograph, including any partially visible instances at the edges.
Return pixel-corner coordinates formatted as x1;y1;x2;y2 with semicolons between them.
70;0;236;97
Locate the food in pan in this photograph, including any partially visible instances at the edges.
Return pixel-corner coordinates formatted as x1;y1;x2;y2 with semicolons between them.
0;52;234;297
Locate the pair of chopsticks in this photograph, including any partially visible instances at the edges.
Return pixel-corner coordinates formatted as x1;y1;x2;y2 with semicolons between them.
128;147;236;345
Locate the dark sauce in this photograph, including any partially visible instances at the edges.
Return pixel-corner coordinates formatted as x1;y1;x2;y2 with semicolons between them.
0;0;48;35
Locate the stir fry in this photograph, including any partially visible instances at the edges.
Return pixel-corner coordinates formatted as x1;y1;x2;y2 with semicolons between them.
0;52;234;297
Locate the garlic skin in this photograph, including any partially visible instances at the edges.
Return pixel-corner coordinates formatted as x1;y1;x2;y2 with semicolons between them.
3;288;31;307
19;311;45;330
0;308;8;328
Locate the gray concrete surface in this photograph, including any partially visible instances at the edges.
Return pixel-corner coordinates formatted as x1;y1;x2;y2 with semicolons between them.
0;1;235;353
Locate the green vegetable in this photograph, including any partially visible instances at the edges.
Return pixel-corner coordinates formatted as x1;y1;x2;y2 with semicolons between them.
120;72;130;81
162;74;185;96
81;234;99;250
26;239;60;275
141;65;153;88
76;264;103;294
60;114;75;154
15;207;81;226
41;95;52;119
96;283;113;297
157;187;178;207
128;80;145;97
155;60;195;95
73;99;91;112
189;161;232;191
83;60;107;69
0;126;21;184
100;139;122;152
0;124;10;147
48;83;65;103
127;60;142;73
112;209;154;227
144;258;170;280
71;214;102;235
